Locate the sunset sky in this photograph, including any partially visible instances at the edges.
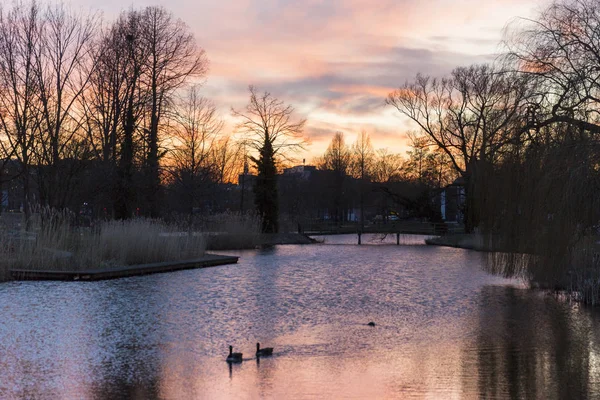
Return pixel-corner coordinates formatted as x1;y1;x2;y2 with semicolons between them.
79;0;547;163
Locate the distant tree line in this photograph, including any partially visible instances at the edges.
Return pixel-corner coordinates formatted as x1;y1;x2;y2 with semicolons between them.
314;130;456;226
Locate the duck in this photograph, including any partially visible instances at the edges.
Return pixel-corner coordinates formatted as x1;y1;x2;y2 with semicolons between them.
226;345;243;363
256;342;274;357
367;322;376;327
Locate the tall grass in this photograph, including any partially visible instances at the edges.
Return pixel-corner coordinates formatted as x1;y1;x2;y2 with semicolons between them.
0;211;206;280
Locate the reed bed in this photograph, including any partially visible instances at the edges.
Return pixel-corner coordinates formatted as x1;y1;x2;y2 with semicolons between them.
0;211;206;281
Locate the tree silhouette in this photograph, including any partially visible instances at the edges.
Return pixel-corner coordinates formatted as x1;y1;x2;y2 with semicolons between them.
387;64;527;231
317;132;351;223
232;86;306;233
254;134;278;233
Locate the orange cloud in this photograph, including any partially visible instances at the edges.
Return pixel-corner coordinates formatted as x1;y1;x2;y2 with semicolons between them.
72;0;545;161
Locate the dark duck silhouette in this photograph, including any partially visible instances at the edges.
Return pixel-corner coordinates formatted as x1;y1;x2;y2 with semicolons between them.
256;343;274;357
226;345;243;363
367;322;376;327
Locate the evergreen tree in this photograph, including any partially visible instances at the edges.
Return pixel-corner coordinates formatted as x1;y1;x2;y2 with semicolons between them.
233;86;306;233
253;134;278;233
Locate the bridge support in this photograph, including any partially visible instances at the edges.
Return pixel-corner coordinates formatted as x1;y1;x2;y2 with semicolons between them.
396;232;400;245
358;232;362;245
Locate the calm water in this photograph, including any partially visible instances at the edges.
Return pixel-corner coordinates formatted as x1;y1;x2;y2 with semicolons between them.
2;234;600;399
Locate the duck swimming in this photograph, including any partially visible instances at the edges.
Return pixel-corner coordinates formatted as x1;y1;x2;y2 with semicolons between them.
256;343;273;357
226;345;243;363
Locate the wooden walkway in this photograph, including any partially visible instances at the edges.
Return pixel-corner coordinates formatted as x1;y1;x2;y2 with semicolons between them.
10;253;239;282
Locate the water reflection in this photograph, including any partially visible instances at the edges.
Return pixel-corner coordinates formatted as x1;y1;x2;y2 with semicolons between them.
1;238;600;398
466;286;600;399
85;281;164;400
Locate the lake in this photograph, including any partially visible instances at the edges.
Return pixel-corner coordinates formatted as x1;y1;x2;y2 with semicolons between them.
1;234;600;399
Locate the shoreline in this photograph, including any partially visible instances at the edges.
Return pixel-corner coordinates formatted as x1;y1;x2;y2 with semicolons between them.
2;232;316;283
10;254;239;281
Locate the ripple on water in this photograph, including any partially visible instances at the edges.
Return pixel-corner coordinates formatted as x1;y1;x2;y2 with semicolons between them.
1;235;600;399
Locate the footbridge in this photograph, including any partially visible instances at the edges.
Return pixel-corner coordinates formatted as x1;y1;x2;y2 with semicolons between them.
301;221;464;245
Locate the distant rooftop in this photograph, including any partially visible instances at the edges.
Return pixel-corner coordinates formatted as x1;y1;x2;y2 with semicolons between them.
283;165;316;175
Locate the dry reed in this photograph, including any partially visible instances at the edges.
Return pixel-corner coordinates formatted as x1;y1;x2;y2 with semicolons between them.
0;210;206;280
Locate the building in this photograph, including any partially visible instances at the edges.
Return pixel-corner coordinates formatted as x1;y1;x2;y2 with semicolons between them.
440;177;465;223
283;165;316;180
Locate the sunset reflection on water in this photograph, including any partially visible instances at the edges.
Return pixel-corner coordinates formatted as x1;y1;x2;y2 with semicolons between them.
2;237;600;399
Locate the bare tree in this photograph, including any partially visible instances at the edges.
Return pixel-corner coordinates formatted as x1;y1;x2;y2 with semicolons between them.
349;130;374;229
318;131;351;175
233;85;307;159
78;5;208;219
232;85;307;232
115;10;148;220
317;131;351;223
209;136;244;185
401;133;456;187
139;6;208;217
387;64;527;231
33;3;98;209
78;20;132;216
82;22;129;165
167;86;223;214
480;0;600;302
401;135;429;183
0;1;43;222
504;0;600;136
349;130;374;180
372;148;403;183
0;2;213;220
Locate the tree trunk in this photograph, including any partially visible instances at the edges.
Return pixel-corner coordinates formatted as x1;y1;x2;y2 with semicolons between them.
115;94;135;220
147;86;160;218
463;159;482;233
22;163;31;229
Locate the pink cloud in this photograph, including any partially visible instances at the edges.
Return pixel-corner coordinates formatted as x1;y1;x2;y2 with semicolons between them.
71;0;545;160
